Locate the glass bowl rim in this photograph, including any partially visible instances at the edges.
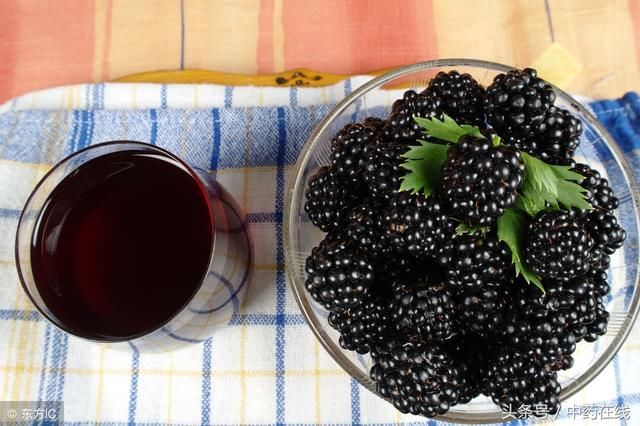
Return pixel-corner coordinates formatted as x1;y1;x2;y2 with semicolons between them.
284;58;640;423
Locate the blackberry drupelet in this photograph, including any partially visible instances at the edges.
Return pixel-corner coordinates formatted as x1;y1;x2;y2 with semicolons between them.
363;142;410;202
485;68;556;144
573;163;620;212
304;166;361;232
383;89;442;143
425;70;485;125
330;121;381;182
389;278;456;342
379;192;454;259
345;202;390;258
440;135;525;225
370;339;460;416
328;295;391;354
528;106;583;164
304;232;374;313
525;211;594;281
485;349;561;417
501;283;577;367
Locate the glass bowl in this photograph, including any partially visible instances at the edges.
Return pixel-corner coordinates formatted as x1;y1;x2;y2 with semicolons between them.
284;59;640;423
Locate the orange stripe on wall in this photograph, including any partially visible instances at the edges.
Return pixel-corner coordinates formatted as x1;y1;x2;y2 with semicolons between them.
0;1;18;103
281;0;437;74
10;0;95;100
257;0;275;73
631;0;640;69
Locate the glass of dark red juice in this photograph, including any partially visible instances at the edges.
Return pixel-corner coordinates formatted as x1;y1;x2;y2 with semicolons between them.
15;141;252;352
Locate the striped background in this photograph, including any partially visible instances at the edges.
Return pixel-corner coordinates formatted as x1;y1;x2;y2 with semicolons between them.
0;0;640;104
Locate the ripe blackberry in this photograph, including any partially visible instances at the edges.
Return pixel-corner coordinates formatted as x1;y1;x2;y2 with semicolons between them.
584;210;626;257
383;89;442;143
440;135;524;225
501;283;577;367
363;142;410;201
389;278;456;342
508;107;582;164
345;202;390;258
304;232;374;313
304;166;361;232
379;192;454;259
573;163;619;212
545;277;600;342
485;68;556;142
328;295;391;354
425;70;485;125
330;121;381;182
437;231;511;292
370;339;460;416
584;304;609;342
485;349;561;417
525;211;594;281
445;336;490;403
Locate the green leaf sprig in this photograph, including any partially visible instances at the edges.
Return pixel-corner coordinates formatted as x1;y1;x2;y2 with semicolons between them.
399;113;592;291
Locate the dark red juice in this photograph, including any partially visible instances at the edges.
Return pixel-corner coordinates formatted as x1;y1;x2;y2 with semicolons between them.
31;150;214;340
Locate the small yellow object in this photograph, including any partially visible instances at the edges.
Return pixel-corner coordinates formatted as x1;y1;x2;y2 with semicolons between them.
530;43;582;90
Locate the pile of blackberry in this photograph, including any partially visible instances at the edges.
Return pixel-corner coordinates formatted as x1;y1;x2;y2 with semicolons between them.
303;69;626;418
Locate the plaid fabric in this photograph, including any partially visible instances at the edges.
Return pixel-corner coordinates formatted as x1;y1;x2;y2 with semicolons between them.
0;81;638;425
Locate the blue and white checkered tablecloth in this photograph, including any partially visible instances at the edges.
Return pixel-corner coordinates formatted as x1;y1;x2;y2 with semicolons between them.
0;80;638;425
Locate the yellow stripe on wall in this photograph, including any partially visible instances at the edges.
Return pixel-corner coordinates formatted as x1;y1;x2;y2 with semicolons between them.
183;0;261;74
432;0;551;70
107;0;183;79
549;0;640;98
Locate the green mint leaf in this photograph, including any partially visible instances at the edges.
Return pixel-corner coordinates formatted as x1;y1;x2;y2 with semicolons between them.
413;114;482;144
517;153;592;217
455;223;489;235
399;141;450;197
497;208;545;293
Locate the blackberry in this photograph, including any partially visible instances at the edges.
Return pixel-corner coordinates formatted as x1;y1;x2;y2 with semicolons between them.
383;89;442;143
363;142;409;202
532;106;583;164
328;295;391;354
379;192;454;259
584;210;626;256
545;277;600;342
445;336;490;403
330;121;381;182
370;339;460;416
501;283;577;367
584;304;609;342
525;211;594;281
345;202;390;257
304;166;361;232
499;107;582;165
425;70;485;125
440;135;524;225
304;232;374;313
389;278;456;342
486;349;561;417
573;163;619;212
437;231;511;292
485;68;556;143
